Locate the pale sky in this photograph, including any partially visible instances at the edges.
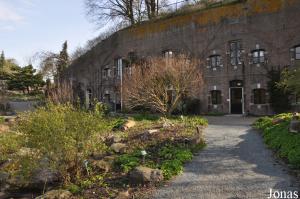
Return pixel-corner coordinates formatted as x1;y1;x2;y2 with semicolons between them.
0;0;102;67
0;0;182;67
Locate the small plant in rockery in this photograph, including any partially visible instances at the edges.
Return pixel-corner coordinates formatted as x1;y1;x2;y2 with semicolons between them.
115;152;141;173
158;144;193;179
93;100;110;117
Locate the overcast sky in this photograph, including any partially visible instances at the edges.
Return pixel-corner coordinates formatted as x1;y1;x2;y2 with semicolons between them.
0;0;101;67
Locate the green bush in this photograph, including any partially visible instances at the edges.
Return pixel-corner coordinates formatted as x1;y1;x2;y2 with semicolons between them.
254;114;300;168
16;103;109;183
115;152;141;173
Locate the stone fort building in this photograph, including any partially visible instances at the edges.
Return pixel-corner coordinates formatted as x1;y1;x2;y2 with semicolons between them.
65;0;300;115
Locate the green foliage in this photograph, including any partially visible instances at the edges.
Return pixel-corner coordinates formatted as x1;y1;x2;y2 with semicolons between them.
0;132;23;162
57;41;69;77
158;144;193;179
94;100;109;117
0;116;4;124
160;159;183;180
115;152;141;173
267;68;291;113
0;51;4;70
254;114;300;168
66;183;81;194
7;65;45;93
16;103;108;183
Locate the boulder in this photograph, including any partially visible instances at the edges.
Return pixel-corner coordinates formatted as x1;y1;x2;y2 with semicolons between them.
147;129;159;134
0;172;9;190
35;189;72;199
121;120;136;131
105;134;123;146
103;155;117;164
115;190;130;199
272;118;285;125
289;119;300;133
91;160;112;173
30;168;60;189
129;166;163;185
111;143;127;154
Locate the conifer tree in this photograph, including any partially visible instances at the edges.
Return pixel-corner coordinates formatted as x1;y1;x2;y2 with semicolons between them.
0;51;5;70
57;41;69;76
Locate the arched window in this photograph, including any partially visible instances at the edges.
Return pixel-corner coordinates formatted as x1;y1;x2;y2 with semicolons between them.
211;90;222;105
252;49;265;64
253;89;266;104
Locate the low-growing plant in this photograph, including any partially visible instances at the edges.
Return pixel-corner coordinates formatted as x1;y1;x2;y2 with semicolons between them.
115;152;141;173
254;114;300;168
160;159;183;180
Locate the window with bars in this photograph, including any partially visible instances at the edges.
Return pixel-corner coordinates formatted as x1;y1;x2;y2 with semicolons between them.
211;90;222;105
253;89;267;104
229;40;242;66
209;55;221;68
252;49;265;64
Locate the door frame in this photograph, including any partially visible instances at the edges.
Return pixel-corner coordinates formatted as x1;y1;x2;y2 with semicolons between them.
229;87;244;114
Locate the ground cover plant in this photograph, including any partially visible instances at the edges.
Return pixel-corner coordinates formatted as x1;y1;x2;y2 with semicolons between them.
0;104;207;198
254;113;300;168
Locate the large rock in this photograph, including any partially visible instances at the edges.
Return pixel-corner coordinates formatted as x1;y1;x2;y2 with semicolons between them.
30;168;60;189
115;190;130;199
289;119;300;133
121;120;136;131
91;160;112;173
35;189;72;199
0;172;9;190
129;166;163;185
272;117;285;125
105;134;123;146
111;143;127;154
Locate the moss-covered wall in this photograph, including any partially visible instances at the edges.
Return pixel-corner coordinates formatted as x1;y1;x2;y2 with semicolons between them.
127;0;297;38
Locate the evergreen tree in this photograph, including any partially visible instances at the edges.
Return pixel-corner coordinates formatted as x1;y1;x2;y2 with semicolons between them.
57;41;69;76
8;65;45;93
0;51;5;70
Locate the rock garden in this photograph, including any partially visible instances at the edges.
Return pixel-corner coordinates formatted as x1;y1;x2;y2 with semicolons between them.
0;103;207;198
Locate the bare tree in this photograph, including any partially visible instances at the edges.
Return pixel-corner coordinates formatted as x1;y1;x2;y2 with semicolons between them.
123;54;203;115
85;0;136;26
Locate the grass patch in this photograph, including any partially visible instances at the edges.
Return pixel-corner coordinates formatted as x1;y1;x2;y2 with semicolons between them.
254;114;300;168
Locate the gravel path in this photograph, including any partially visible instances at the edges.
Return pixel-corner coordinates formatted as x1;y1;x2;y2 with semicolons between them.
152;116;299;199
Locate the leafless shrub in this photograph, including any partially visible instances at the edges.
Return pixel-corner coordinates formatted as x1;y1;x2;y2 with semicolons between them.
46;81;74;105
123;54;203;115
